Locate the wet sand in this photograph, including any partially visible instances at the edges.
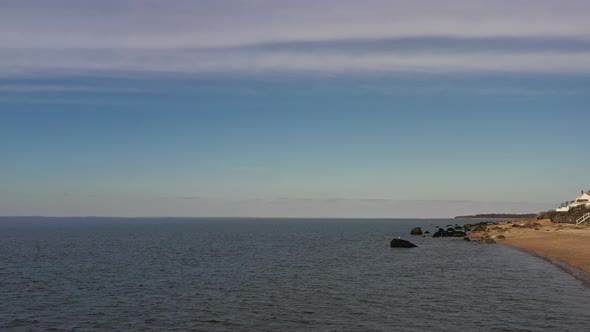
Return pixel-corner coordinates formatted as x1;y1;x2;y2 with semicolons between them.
469;219;590;276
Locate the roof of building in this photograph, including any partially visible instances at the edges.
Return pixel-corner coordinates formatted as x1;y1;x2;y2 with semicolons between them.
576;192;590;202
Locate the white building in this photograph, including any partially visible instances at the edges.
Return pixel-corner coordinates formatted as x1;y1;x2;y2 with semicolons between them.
556;190;590;212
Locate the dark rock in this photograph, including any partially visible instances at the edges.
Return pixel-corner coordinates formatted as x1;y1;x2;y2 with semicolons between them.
463;223;473;231
410;227;423;235
424;231;430;234
390;238;418;248
463;237;471;241
452;231;467;237
495;235;506;240
454;225;463;230
432;228;445;237
432;228;468;238
511;224;521;228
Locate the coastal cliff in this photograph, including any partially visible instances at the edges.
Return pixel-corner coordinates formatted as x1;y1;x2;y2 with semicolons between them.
455;213;536;219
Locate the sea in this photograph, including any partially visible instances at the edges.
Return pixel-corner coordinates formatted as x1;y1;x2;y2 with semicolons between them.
1;217;590;331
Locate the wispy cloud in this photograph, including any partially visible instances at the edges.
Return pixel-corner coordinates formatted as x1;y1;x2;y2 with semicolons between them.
1;1;590;77
0;84;144;93
3;47;590;77
228;36;590;55
2;1;590;49
0;193;553;218
0;96;146;105
171;195;201;200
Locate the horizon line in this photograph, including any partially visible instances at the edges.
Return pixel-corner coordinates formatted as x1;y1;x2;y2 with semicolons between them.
0;215;536;220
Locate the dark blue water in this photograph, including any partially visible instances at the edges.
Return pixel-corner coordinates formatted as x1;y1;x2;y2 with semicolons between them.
1;218;590;331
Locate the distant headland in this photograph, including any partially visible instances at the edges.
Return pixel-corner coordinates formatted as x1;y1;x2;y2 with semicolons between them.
454;213;537;219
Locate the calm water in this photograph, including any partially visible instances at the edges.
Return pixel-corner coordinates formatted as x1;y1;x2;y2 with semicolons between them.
1;218;590;331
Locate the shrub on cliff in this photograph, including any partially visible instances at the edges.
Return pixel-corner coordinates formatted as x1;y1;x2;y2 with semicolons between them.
471;224;488;232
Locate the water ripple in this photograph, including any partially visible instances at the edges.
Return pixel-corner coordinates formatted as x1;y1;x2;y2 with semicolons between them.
1;218;590;331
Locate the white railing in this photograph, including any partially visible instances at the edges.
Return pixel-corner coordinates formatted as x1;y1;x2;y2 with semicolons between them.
576;212;590;225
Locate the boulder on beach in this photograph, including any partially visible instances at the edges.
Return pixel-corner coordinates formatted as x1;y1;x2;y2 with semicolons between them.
410;227;423;235
390;238;418;248
424;230;430;234
463;237;471;241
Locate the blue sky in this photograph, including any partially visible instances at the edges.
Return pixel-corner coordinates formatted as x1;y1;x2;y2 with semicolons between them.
1;1;589;217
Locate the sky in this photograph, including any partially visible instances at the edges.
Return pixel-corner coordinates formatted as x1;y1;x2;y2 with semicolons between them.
1;0;589;218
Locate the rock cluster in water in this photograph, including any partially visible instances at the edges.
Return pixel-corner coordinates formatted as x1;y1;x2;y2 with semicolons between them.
392;221;507;247
432;227;467;238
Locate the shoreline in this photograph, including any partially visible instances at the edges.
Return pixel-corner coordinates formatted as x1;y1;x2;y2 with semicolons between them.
503;243;590;287
467;219;590;286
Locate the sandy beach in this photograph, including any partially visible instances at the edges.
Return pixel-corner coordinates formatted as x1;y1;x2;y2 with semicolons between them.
469;220;590;278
